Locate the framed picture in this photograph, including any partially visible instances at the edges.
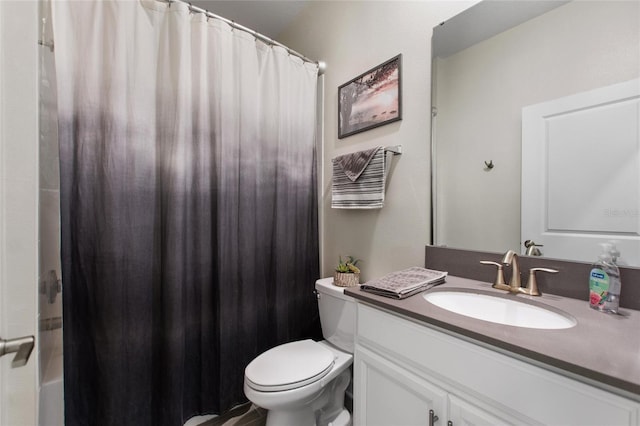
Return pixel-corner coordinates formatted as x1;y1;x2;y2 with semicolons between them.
338;54;402;139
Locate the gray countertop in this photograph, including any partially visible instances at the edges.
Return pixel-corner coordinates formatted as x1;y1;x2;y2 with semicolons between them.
345;275;640;400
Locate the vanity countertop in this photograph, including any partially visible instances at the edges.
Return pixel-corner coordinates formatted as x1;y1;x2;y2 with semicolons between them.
345;275;640;400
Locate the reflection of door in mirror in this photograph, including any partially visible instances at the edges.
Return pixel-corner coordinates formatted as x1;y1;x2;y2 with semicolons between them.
432;0;640;264
522;79;640;265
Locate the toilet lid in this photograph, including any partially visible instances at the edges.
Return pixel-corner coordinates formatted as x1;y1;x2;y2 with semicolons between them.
245;339;335;392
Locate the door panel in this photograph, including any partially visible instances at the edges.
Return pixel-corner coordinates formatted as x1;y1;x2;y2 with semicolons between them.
522;79;640;264
0;1;39;424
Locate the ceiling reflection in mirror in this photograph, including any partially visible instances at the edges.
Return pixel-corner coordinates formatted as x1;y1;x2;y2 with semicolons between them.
431;0;640;265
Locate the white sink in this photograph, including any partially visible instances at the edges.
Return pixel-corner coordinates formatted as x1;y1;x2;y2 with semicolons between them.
423;291;577;330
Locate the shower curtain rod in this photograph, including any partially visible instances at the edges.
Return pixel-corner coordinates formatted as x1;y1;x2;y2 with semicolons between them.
166;0;326;75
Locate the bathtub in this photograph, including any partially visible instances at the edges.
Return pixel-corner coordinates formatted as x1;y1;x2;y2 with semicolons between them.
39;328;63;426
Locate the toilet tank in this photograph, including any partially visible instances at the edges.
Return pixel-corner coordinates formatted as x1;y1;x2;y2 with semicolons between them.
315;278;357;353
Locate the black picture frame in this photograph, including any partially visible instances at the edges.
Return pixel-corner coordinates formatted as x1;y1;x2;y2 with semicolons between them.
338;54;402;139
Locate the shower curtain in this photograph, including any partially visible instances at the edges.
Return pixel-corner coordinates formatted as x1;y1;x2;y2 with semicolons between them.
53;1;320;425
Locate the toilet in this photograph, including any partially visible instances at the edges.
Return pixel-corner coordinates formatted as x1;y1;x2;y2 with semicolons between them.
243;277;356;426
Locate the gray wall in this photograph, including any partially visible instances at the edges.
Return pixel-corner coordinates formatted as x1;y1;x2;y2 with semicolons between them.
279;1;476;281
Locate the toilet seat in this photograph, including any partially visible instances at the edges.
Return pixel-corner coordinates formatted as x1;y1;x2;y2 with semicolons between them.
245;339;335;392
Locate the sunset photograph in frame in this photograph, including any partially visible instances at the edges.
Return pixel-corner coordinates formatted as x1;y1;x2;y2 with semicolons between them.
338;54;402;139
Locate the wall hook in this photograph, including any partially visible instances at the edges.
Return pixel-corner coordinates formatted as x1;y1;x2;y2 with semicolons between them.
484;160;494;170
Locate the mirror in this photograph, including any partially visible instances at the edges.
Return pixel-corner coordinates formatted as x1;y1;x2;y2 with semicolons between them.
431;0;640;265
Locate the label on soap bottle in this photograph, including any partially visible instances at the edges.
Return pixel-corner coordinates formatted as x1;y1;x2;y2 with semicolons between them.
589;268;609;309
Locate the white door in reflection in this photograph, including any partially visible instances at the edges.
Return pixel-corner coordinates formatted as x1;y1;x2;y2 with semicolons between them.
522;79;640;265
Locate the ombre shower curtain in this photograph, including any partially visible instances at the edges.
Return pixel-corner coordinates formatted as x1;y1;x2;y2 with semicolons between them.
53;1;320;425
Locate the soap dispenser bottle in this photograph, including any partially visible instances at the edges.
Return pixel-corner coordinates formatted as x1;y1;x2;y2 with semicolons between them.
589;243;621;314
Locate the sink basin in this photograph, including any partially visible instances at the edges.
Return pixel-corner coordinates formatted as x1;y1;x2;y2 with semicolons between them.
423;291;577;329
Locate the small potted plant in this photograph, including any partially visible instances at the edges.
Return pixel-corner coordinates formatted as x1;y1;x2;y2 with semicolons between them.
334;255;361;287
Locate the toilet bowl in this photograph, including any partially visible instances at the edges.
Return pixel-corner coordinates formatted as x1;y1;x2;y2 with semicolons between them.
244;340;352;426
243;278;356;426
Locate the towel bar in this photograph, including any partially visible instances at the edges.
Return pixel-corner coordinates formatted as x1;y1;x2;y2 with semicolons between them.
384;145;402;155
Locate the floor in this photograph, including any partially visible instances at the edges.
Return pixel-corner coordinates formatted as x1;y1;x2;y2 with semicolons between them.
184;403;267;426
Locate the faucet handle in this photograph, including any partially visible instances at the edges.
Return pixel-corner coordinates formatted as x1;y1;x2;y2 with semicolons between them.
523;267;558;296
480;261;510;291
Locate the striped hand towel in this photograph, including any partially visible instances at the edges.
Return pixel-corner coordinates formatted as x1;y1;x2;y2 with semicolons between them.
332;147;389;209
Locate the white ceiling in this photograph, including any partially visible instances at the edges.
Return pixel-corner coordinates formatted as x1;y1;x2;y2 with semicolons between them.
433;0;569;58
193;1;573;59
189;1;309;40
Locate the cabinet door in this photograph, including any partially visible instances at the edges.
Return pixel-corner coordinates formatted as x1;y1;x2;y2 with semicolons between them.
354;346;447;426
448;394;516;426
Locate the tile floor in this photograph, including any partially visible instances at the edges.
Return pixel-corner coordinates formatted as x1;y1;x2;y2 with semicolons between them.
184;403;266;426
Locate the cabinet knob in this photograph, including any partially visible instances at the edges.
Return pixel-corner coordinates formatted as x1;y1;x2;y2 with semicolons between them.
429;409;439;426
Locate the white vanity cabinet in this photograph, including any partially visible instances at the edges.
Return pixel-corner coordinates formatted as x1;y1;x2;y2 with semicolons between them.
353;303;640;426
355;345;513;426
355;345;447;426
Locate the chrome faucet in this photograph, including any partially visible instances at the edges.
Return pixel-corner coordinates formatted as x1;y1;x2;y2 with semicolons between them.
502;249;522;292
